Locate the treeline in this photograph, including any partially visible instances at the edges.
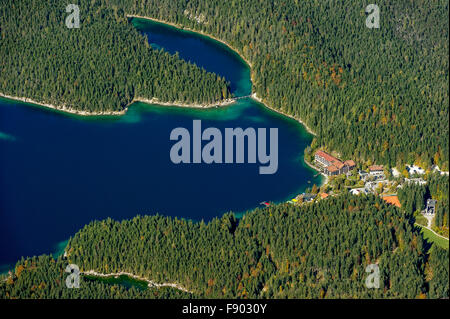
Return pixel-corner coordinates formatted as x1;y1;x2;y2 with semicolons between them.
427;247;449;299
2;194;447;299
116;0;449;169
0;0;231;113
398;184;427;215
398;173;449;236
428;174;449;233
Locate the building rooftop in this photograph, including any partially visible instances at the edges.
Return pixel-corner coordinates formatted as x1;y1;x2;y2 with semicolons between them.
369;165;384;171
315;150;340;163
407;165;425;175
327;165;339;172
382;195;401;208
301;193;316;201
344;160;356;167
427;199;437;206
334;161;345;169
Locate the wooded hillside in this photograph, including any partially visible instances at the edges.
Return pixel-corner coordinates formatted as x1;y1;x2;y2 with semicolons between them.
0;0;231;113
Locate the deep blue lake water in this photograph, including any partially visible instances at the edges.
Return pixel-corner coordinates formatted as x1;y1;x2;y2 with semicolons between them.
0;18;321;267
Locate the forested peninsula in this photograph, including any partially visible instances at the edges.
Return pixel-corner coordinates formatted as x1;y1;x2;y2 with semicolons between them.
1;194;448;299
0;0;232;114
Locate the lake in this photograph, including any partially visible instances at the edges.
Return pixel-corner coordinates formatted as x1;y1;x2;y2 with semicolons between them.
0;17;321;267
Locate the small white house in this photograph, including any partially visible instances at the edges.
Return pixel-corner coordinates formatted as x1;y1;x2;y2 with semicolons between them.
368;165;384;179
406;165;425;175
391;168;401;178
359;170;369;181
425;199;437;215
404;178;427;186
350;188;368;195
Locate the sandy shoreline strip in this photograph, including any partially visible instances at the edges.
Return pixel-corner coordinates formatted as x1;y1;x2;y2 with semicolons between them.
83;270;192;293
0;93;236;116
0;93;126;116
132;96;236;109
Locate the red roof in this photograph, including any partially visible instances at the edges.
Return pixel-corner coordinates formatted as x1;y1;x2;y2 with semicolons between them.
327;165;339;172
320;193;329;199
334;162;345;169
315;150;340;164
344;160;356;167
369;165;384;171
382;195;401;208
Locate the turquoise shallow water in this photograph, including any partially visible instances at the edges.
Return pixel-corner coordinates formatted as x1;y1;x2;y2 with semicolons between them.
84;274;149;291
0;18;321;267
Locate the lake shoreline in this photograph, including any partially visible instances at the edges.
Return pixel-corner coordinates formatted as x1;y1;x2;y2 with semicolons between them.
250;93;317;136
127;14;253;69
0;93;236;117
128;15;317;136
2;17;317;137
128;16;323;171
0;93;126;116
303;158;328;187
132;96;236;109
128;15;324;182
1;17;328;268
1;15;326;189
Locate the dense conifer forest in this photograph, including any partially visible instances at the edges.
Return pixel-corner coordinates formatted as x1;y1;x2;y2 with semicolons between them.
1;195;448;299
0;0;231;113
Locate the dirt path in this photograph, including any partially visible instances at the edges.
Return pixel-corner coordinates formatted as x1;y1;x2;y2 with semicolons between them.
83;270;193;294
415;223;449;241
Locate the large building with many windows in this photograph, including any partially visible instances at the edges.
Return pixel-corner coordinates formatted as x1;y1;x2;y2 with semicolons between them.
368;165;384;179
314;150;356;176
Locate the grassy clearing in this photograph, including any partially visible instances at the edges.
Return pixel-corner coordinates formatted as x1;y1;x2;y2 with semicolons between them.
418;225;449;250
